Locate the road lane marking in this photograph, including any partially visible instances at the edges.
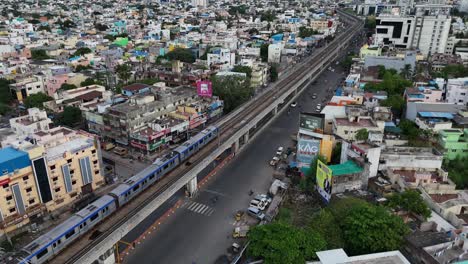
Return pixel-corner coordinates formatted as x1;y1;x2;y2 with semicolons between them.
187;202;198;210
195;205;208;213
190;203;204;212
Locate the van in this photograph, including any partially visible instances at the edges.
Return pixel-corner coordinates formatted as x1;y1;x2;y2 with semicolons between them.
113;147;128;156
247;207;265;220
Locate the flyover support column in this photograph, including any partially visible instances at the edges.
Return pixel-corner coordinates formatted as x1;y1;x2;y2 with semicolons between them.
273;106;278;115
234;139;240;153
244;133;249;143
186;177;198;197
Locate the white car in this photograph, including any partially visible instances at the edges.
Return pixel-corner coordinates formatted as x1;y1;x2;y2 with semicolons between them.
270;156;280;166
276;146;284;156
290;102;297;107
250;199;268;210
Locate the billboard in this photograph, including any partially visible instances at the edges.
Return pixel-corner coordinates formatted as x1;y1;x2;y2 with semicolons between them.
316;160;332;203
296;138;321;168
299;113;324;134
196;80;212;97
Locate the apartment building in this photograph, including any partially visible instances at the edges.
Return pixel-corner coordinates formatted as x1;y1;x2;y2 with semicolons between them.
0;127;105;231
446;77;468;106
9;108;52;138
438;129;468;160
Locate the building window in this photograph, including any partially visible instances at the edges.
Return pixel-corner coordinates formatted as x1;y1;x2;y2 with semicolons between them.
55;187;61;193
29;199;35;204
94;170;99;175
23;176;29;181
72;180;77;185
9;208;15;213
52;177;58;182
93;160;98;165
70;169;74;174
26;187;32;193
6;195;12;201
67;159;72;163
91;149;96;154
3;184;9;189
50;165;56;170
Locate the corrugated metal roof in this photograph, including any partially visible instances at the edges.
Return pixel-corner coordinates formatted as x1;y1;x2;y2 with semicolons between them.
328;160;363;176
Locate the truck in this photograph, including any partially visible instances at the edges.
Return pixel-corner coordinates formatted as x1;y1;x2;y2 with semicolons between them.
232;225;249;238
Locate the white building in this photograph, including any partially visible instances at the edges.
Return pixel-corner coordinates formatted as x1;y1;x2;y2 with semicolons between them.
268;43;283;64
375;4;452;57
446;77;468;106
8;108;52;139
207;48;235;71
191;0;207;7
9;75;46;102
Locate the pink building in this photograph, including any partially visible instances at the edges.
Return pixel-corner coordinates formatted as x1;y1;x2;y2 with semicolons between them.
46;74;69;96
405;86;443;103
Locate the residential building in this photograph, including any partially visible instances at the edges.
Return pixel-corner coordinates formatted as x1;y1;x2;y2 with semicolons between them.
9;75;45;102
406;102;466;121
309;249;410;264
446;77;468;106
341;141;381;178
405;85;443;103
364;51;416;72
415;111;454;132
207;48;235;70
332;107;385;141
359;44;382;59
268;43;282;64
8;108;52;139
438;129;468;160
378;147;444;172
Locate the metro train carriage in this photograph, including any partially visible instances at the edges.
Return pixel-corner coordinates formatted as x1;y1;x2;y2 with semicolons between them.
19;195;116;264
175;125;218;162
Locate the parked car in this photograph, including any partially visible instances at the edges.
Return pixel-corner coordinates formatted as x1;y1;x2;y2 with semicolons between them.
290;102;297;108
250;198;268;210
270;156;280;166
276;147;284;156
247;206;265;220
232;225;249;238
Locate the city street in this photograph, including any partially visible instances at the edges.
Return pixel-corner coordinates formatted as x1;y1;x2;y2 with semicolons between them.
122;66;346;264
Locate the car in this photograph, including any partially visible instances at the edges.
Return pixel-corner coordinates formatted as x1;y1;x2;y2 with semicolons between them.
270;156;280;166
290;102;297;107
113;147;128;156
312;95;317;99
250;199;268;210
247;206;265;220
276;146;284;156
254;194;272;204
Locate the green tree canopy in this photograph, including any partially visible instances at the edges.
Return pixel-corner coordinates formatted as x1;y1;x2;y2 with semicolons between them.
380;95;405;113
365;16;376;29
23;93;53;109
56;106;82;127
80;78;99;87
355;128;369;141
0;78;14;105
270;64;278;82
298;26;318;38
73;47;92;57
212;75;253;113
342;203;409;255
115;63;132;84
31;49;50;60
60;83;77;90
165;48;195;63
445;156;468;188
398;119;419;140
387;190;431;220
309;210;345;249
365;69;412;96
248;222;326;264
37;25;51;31
260;44;269;62
260;10;277;22
232;65;252;79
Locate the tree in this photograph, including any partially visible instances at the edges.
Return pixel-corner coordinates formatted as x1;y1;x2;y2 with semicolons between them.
248;222;326;264
60;83;77;90
232;65;252;79
364;16;376;29
95;23;108;31
73;47;92;57
115;64;132;84
309;210;345;249
331;142;342;164
446;157;468;188
260;10;276;22
342;203;409;255
270;64;278;82
37;25;51;32
298;26;318;38
212;75;253;113
0;79;14;105
31;49;50;60
165;48;195;63
260;44;269;62
399;119;419;140
381;95;405;113
80;78;99;87
74;65;91;72
248;28;259;35
388;190;431;220
23;93;53;109
355;128;369;141
400;64;413;79
56;106;82;127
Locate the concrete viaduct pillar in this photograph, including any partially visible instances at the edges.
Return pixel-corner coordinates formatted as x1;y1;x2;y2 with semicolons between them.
273;106;278;115
186;177;197;197
244;133;249;143
234;139;240;153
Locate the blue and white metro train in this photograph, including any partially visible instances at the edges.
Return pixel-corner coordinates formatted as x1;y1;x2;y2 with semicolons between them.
16;126;219;264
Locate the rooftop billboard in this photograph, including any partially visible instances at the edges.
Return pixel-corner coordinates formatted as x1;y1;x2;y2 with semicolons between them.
296;138;321;168
316;159;332;203
196;80;213;97
299;113;324;134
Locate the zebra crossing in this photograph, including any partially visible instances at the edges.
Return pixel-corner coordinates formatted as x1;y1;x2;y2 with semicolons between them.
184;201;215;216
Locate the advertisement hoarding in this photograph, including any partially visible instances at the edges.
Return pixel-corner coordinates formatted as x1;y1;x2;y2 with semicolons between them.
299;113;324;134
316;160;332;203
296;138;321;168
196;80;213;97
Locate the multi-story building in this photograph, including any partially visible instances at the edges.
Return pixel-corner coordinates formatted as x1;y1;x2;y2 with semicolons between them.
378;146;444;171
438;129;468;160
268;43;282;64
446;77;468;106
375;4;452;57
405;85;443;103
332;107;385;141
8;108;52;138
9;75;46;102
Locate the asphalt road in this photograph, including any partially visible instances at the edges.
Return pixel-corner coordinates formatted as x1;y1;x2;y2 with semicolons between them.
122;65;346;264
